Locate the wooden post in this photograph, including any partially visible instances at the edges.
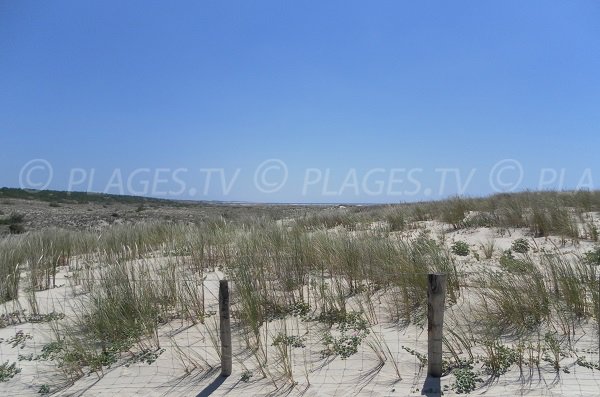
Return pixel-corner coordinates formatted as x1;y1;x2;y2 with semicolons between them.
427;273;447;378
219;280;232;377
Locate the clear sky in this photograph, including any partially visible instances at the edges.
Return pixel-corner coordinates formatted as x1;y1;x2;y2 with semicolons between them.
1;1;599;203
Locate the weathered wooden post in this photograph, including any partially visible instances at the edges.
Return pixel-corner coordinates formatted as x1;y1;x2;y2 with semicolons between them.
219;280;232;377
427;273;446;378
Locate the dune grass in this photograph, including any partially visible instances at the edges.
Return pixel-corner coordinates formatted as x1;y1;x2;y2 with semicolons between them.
1;190;600;392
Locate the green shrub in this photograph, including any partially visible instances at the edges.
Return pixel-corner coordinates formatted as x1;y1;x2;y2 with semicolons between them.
452;363;482;394
583;247;600;266
3;330;32;349
8;223;25;234
10;212;24;224
240;370;253;382
321;311;370;359
1;212;26;234
0;212;23;225
0;361;21;382
499;250;533;273
482;342;518;376
511;238;530;254
272;333;306;348
451;241;470;256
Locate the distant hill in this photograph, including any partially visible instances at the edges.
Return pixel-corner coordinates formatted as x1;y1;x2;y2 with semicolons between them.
0;187;186;206
0;188;325;233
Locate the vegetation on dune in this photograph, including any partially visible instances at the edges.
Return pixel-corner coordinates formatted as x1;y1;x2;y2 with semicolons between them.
0;189;599;392
0;187;178;206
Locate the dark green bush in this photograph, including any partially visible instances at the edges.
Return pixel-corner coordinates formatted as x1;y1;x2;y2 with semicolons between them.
511;238;530;254
0;361;21;382
8;223;25;234
0;212;24;225
451;241;470;256
583;247;600;266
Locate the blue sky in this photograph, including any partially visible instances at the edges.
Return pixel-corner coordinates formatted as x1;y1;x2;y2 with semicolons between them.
1;1;599;203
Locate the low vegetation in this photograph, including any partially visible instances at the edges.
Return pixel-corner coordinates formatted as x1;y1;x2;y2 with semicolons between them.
0;189;599;394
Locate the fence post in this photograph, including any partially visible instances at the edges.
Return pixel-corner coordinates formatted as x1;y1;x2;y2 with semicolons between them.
427;273;446;378
219;280;232;377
